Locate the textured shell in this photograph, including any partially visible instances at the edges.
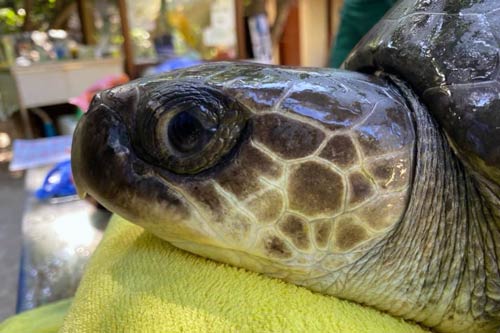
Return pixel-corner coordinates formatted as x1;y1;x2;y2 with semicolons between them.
344;0;500;186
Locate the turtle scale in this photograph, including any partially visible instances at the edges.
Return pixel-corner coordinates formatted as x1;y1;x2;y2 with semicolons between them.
344;0;500;187
186;65;412;259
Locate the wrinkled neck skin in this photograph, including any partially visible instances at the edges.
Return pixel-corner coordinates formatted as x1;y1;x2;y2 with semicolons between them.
330;77;500;333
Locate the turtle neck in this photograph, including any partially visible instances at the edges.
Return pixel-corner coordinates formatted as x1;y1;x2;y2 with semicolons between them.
334;78;500;333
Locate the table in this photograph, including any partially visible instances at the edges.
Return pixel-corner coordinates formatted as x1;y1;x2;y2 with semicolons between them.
0;57;123;137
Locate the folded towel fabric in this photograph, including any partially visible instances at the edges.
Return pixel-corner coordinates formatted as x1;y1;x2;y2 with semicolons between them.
57;215;428;333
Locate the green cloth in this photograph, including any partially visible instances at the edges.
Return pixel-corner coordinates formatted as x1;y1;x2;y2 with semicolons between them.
0;298;72;333
329;0;397;67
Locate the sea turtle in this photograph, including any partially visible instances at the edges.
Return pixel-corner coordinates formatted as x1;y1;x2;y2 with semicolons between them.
71;0;500;332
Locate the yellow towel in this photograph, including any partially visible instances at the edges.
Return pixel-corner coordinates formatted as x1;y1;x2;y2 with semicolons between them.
55;215;428;333
0;298;71;333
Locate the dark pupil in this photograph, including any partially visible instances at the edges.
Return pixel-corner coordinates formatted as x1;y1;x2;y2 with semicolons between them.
168;111;212;153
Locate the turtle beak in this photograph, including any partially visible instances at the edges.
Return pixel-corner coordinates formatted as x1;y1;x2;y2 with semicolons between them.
71;84;140;203
71;86;193;236
71;89;153;223
72;92;106;199
71;91;123;208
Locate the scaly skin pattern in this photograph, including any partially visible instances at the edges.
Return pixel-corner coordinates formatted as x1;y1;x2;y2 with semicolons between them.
72;62;499;332
72;64;414;271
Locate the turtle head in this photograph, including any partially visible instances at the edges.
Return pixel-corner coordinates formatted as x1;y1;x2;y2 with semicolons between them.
73;63;414;275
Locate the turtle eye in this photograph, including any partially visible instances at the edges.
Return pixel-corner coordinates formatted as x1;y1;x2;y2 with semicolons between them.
135;82;248;175
167;110;216;154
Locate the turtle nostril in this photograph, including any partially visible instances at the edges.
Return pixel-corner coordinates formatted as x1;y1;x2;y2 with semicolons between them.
99;85;139;113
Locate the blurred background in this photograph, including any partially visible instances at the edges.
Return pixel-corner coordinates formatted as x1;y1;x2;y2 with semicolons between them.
0;0;349;322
